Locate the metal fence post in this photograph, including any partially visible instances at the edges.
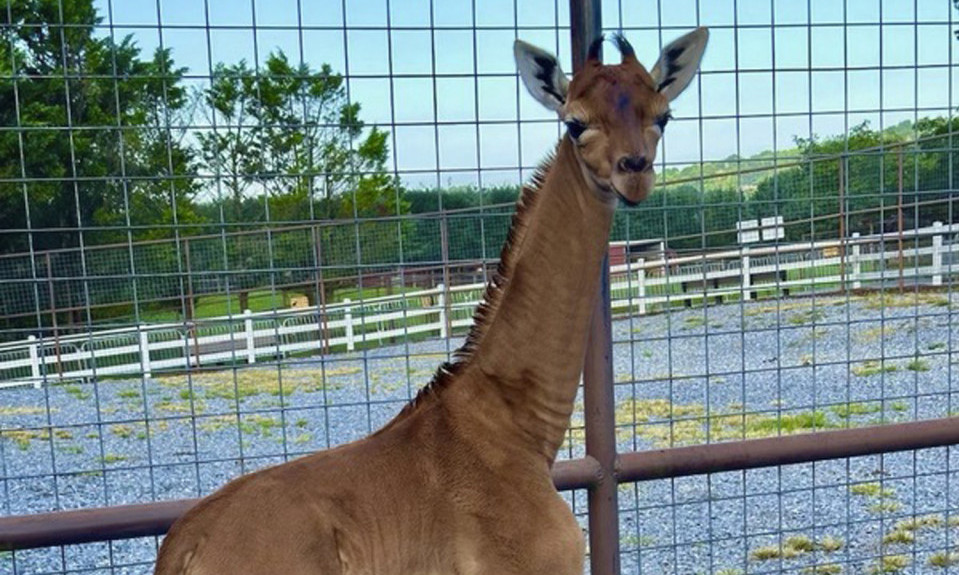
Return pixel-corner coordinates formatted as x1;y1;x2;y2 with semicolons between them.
244;309;256;364
932;221;943;286
570;1;620;573
27;335;41;389
344;298;355;351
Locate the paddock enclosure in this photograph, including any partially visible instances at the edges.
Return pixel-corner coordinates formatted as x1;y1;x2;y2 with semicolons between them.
2;0;959;573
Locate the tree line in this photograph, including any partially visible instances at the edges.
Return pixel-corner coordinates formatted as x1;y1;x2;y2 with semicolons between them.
1;0;957;329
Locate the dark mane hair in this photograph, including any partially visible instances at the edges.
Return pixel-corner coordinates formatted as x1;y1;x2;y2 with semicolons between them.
376;149;556;427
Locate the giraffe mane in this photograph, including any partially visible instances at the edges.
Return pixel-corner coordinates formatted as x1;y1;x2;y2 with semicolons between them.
382;146;557;424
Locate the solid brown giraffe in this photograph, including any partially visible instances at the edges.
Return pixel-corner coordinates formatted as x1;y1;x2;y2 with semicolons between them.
154;28;708;575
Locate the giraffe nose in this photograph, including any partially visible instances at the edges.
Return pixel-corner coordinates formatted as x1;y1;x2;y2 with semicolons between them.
617;155;648;173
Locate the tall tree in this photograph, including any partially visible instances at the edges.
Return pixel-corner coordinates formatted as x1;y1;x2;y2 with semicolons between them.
0;0;199;254
196;50;406;306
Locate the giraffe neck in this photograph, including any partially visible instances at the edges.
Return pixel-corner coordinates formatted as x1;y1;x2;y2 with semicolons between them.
462;136;616;463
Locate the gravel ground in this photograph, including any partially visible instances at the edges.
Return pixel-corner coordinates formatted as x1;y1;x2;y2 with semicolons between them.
3;292;959;574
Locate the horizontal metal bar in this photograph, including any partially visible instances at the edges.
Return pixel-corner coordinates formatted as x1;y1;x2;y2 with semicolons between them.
0;498;198;552
616;417;959;483
0;457;602;551
2;419;956;551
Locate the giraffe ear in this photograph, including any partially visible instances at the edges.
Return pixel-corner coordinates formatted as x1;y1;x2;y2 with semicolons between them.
514;40;569;113
650;27;709;102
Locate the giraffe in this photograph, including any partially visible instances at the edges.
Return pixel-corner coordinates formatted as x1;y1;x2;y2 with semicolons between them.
153;27;708;575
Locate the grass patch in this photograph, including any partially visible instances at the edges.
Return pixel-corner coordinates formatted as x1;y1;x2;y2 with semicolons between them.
101;453;127;464
852;361;898;377
117;389;141;400
197;415;235;433
292;432;312;445
869;501;904;514
882;529;915;545
802;565;842;575
239;415;280;437
614;400;836;448
865;292;949;310
819;536;844;553
1;427;72;450
929;551;959;568
64;385;91;400
785;535;816;553
0;406;53;417
620;534;657;548
158;367;349;401
788;309;827;325
830;402;881;419
109;424;135;439
894;514;943;532
869;554;910;574
849;482;896;498
905;358;931;372
748;534;841;564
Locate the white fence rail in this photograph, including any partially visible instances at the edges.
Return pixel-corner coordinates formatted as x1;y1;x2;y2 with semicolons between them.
2;222;958;389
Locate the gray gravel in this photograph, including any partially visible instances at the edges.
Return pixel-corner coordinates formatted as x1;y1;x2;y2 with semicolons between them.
3;293;959;574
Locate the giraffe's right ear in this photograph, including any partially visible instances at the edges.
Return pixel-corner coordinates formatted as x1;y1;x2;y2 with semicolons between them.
514;40;569;113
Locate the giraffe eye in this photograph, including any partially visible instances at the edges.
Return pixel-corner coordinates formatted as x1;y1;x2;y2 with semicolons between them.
655;111;672;131
564;119;587;140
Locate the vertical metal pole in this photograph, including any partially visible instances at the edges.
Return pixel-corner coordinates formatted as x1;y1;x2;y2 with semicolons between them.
838;156;846;294
898;147;905;292
570;1;620;574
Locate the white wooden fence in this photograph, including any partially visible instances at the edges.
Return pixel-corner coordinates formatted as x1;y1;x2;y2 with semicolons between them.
2;222;957;389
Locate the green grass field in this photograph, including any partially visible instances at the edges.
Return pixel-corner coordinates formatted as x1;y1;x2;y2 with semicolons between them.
139;286;419;323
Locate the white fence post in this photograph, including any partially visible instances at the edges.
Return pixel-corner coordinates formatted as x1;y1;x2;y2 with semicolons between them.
636;259;647;315
851;232;862;290
244;309;256;364
28;335;41;389
932;221;943;286
344;298;355;351
741;247;752;301
139;330;151;379
437;283;448;338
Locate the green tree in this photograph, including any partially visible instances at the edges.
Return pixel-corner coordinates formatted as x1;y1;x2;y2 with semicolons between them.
0;0;199;254
196;50;405;306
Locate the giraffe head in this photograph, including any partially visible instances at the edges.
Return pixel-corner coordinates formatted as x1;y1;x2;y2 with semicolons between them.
515;28;708;206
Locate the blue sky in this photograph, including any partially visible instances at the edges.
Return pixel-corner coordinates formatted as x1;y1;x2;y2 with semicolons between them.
91;0;957;189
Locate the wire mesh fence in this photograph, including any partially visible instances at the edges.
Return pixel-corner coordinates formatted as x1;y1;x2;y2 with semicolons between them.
1;0;958;573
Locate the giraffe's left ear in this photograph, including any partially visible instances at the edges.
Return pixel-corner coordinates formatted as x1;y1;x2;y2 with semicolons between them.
650;27;709;102
514;40;569;113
